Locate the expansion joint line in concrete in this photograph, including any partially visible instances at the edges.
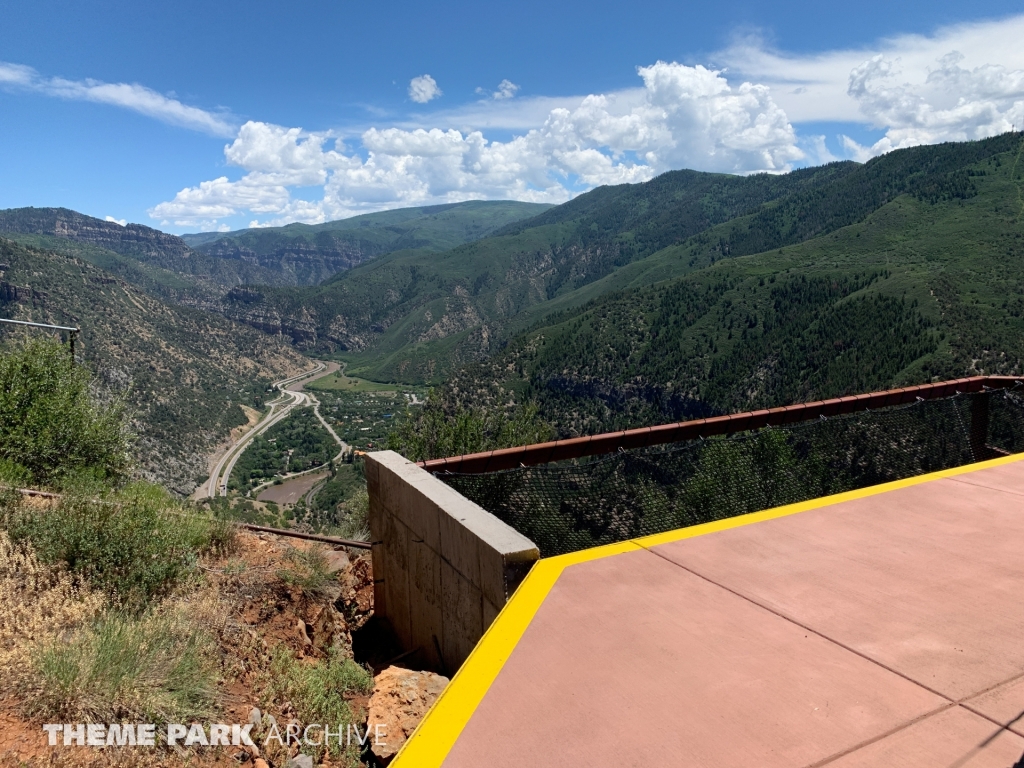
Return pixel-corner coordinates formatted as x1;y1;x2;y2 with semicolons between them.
639;545;1024;767
390;451;1024;768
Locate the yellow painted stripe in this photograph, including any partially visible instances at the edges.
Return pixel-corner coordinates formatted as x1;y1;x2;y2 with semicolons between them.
635;450;1024;549
391;540;641;766
391;451;1024;767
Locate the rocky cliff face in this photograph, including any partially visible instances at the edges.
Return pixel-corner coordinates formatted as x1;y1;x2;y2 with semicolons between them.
201;236;382;285
0;207;193;263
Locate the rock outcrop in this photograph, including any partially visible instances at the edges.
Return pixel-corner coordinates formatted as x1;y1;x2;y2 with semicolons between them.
366;666;449;763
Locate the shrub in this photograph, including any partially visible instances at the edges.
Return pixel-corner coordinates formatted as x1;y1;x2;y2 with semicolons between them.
0;337;133;487
328;486;370;541
2;481;229;609
277;545;335;599
387;390;554;462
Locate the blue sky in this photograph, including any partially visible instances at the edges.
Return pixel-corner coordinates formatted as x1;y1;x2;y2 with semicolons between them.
2;1;1023;234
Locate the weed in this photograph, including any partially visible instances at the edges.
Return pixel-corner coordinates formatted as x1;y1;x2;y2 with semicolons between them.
2;481;230;609
25;606;218;724
0;531;105;678
277;545;335;599
263;645;373;765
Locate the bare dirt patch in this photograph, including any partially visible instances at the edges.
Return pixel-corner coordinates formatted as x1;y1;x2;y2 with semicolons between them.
257;472;330;506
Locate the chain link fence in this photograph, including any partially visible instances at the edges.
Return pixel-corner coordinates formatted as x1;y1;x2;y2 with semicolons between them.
434;388;1024;557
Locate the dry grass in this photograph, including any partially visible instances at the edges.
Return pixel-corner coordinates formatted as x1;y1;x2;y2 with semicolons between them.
277;545;336;600
21;589;225;725
0;531;105;679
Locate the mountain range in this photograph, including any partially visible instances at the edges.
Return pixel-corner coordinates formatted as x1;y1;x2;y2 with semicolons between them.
2;132;1023;479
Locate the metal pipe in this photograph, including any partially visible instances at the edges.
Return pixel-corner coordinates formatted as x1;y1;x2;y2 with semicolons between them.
0;317;81;365
239;523;371;549
0;318;79;333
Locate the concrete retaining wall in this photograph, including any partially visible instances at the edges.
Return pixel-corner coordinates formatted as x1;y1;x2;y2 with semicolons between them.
365;450;540;674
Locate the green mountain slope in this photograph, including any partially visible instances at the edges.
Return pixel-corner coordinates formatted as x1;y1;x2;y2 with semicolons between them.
0;232;220;306
219;135;1023;387
183;200;552;285
0;202;550;294
441;134;1024;437
0;208;282;290
219;164;856;373
0;237;308;493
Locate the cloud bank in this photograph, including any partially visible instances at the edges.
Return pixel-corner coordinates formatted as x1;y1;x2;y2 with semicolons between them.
151;61;803;228
0;61;235;137
12;14;1016;230
719;14;1024;156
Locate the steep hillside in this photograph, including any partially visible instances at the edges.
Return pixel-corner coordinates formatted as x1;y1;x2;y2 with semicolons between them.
0;237;308;493
0;202;552;295
0;232;220;306
441;134;1024;437
184;200;552;285
217;135;1024;387
219;164;855;372
0;208;281;289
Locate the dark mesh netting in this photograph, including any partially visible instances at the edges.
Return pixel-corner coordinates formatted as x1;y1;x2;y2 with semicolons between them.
435;388;1024;557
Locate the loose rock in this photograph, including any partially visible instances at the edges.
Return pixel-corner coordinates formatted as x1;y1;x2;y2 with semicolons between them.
366;666;449;762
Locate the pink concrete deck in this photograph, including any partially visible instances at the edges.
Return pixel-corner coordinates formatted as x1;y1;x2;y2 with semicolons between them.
410;456;1024;768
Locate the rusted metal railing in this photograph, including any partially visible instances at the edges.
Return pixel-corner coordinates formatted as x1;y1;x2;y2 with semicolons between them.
420;376;1024;474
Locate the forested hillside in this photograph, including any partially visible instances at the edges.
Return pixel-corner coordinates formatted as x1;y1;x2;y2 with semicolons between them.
184;200;551;285
0;208;282;291
0;201;550;294
219;134;1024;389
0;237;307;492
439;134;1024;438
219;163;854;370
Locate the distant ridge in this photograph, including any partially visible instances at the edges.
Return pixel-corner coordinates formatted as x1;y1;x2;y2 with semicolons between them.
0;200;553;289
0;206;193;260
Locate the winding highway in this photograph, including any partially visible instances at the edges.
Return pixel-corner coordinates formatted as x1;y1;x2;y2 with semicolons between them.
198;361;348;498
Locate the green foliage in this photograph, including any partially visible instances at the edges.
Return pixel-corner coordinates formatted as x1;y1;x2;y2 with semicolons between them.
265;646;373;764
28;609;217;724
229;406;337;491
276;545;335;599
2;481;225;608
308;461;370;538
387;390;555;461
0;337;132;487
0;236;298;494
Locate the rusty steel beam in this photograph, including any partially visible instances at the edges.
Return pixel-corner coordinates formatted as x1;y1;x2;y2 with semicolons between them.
420;376;1024;474
239;523;371;549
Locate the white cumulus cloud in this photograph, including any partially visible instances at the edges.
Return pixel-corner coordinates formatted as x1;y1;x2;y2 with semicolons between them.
718;14;1024;159
408;74;442;104
151;61;803;229
492;79;520;100
104;216;127;226
0;61;235;137
841;51;1024;158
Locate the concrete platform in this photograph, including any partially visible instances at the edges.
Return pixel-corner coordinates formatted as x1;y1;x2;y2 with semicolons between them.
394;454;1024;768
